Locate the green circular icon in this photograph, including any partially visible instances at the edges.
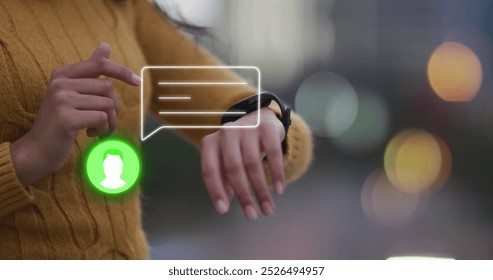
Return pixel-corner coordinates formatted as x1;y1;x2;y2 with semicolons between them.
84;138;141;195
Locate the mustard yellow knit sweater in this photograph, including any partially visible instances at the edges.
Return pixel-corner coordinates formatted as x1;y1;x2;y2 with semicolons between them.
0;0;313;259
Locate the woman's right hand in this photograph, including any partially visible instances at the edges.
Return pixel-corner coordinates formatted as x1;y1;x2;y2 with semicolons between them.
10;43;141;187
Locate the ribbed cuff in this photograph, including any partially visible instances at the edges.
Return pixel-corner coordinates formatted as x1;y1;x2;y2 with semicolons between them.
0;142;33;218
282;113;313;182
262;110;313;185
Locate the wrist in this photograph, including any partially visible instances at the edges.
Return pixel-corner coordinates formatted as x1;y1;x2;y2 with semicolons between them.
10;132;43;187
222;92;291;154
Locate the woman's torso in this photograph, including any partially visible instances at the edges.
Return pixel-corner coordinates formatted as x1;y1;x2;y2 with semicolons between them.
0;0;150;259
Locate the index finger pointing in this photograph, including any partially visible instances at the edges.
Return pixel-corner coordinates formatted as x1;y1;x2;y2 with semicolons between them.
54;43;141;86
62;58;141;86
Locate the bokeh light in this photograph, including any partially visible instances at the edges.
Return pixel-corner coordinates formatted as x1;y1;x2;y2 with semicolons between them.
384;130;452;194
295;72;358;137
332;89;390;154
427;41;483;102
361;169;422;227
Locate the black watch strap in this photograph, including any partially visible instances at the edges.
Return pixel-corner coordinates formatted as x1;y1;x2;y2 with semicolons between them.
221;92;292;154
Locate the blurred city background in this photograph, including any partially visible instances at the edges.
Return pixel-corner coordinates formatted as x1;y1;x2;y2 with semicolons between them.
141;0;493;259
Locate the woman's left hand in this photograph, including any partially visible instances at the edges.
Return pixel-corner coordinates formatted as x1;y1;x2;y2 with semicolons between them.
200;108;286;220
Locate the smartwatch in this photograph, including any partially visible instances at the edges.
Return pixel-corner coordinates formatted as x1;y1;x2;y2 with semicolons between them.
221;92;291;154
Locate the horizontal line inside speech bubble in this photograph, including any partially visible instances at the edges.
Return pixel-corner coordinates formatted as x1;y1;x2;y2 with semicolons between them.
158;82;248;86
158;96;192;101
158;111;246;116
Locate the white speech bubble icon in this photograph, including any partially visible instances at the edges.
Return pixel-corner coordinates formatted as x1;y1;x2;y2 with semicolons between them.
140;66;261;141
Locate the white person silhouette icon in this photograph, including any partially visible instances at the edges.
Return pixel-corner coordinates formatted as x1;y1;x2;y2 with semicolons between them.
100;149;126;190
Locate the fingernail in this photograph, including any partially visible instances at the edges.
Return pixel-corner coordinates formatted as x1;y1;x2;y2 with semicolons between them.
245;205;258;220
262;202;274;216
132;73;141;85
214;199;228;214
275;181;284;195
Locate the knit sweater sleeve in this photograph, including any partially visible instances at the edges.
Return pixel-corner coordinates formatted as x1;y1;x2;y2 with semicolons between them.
133;0;313;183
0;142;33;218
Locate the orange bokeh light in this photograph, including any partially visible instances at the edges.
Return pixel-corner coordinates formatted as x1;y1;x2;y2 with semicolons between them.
427;41;482;102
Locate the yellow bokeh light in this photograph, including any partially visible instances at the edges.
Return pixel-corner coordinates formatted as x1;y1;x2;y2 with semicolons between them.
427;41;482;102
384;129;452;194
